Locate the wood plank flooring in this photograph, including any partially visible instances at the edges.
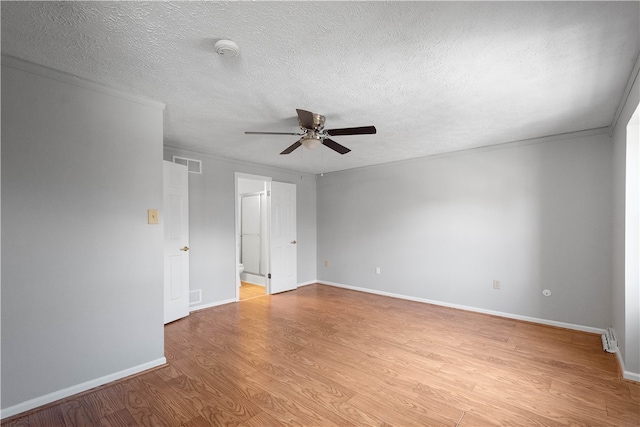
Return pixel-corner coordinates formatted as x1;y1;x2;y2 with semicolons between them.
239;282;266;301
3;284;639;426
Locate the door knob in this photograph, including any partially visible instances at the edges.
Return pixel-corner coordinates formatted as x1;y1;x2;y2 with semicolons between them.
290;240;297;244
180;246;190;251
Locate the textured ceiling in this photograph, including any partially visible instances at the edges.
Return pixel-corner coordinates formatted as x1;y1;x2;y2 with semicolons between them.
2;1;638;174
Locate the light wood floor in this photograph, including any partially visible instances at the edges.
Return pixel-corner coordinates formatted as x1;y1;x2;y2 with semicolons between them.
240;282;266;301
3;284;639;426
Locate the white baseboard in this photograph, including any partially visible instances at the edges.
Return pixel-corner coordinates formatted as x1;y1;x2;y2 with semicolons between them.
624;371;640;382
317;280;606;335
0;357;167;420
190;298;236;312
317;281;640;382
241;281;265;287
241;272;266;286
297;280;316;287
615;350;640;382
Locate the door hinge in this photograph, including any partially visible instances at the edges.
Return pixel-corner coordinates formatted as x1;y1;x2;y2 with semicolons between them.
267;190;271;196
268;273;272;279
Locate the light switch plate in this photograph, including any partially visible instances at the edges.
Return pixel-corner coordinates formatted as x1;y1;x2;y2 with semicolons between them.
148;209;159;224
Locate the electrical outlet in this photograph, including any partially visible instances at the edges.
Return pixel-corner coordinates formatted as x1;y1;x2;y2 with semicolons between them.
324;260;329;267
375;267;381;275
493;280;501;289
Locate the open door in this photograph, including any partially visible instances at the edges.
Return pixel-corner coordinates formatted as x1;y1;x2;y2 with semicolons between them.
269;181;297;294
163;161;190;323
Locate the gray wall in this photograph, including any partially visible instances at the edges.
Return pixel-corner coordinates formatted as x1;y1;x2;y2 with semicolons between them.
611;64;640;377
1;54;634;417
1;59;166;411
317;132;613;329
163;148;317;306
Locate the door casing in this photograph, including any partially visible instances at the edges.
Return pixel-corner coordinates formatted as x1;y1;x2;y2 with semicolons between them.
235;173;298;299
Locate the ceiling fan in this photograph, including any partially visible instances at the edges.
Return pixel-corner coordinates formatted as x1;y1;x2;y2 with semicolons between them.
245;109;376;155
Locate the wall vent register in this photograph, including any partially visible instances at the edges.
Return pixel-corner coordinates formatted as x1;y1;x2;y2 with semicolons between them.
172;155;202;174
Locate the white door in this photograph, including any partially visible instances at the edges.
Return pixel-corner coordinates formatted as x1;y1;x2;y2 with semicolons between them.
163;161;190;324
269;181;297;294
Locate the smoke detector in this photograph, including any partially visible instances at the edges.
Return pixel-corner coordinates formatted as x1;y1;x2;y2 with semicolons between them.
214;40;239;57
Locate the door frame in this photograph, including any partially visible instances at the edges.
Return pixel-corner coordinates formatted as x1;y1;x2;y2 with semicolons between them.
235;173;272;300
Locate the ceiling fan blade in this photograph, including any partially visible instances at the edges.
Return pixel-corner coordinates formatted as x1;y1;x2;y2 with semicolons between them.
326;125;377;136
296;109;315;129
322;138;351;155
280;139;303;155
245;131;302;135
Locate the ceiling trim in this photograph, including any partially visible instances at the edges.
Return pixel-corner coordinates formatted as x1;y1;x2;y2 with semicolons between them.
164;144;318;177
322;126;611;177
1;55;166;111
610;52;640;133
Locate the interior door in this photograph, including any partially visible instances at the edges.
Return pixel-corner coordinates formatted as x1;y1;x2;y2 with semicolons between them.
269;181;297;294
163;161;190;324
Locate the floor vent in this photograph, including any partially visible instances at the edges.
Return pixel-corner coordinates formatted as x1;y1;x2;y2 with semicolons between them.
601;327;618;353
172;155;202;174
189;289;202;305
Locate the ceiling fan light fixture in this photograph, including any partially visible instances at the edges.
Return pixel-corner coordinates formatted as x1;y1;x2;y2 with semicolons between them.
214;39;239;57
301;135;322;149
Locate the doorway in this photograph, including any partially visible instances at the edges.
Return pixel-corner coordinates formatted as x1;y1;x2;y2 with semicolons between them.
240;191;268;286
239;190;268;300
235;173;298;301
236;174;270;301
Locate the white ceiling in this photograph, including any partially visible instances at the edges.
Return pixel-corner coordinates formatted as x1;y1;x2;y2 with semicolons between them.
2;1;638;174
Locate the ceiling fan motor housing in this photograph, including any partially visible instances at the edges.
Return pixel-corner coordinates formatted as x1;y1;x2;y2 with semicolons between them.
300;113;325;131
313;113;325;130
